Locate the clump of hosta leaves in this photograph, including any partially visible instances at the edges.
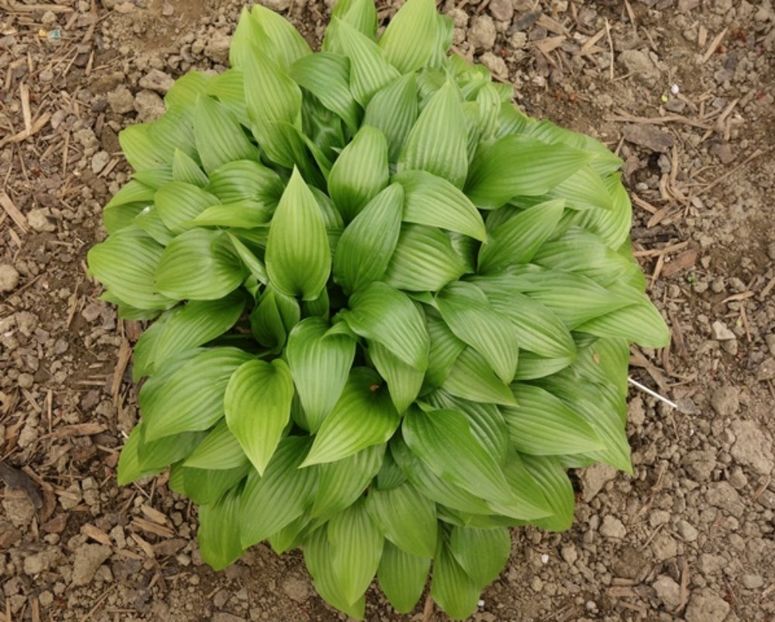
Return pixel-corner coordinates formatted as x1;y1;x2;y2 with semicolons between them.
87;0;669;618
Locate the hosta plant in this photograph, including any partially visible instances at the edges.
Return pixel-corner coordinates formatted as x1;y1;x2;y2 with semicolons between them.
87;0;669;618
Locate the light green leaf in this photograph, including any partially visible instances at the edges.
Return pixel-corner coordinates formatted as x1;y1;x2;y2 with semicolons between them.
88;227;175;311
290;52;360;132
206;159;284;204
441;347;516;406
265;168;331;300
363;74;418;162
576;297;670;348
155;228;247;300
141;347;252;441
240;436;318;547
466;135;590;208
154;181;220;233
301;367;399;466
333;183;403;292
368;341;424;414
185;420;248;470
378;541;430;614
176;464;249;506
342;282;430;370
286;317;357;432
118;109;194;173
398;81;468;188
431;539;481;620
229;7;262;69
327;0;376;42
378;0;438;73
328;498;384;605
133;206;173;245
251;4;312;71
194;95;258;173
172;148;208;186
546;164;613;211
193;200;274;229
367;482;437;558
250;286;300;351
504;384;604;455
402;408;513;503
521;455;575;532
425;312;466;388
116;423;205;484
436;282;519;384
394;169;486;241
224;359;295;475
227;234;267;284
384;224;468;292
449;526;510;586
328;125;390;222
198;486;244;571
164;70;210;109
310;444;384;519
477;199;566;273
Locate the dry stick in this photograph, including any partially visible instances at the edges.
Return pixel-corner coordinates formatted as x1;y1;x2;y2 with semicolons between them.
697;148;765;195
627;378;678;410
605;18;614;80
701;27;727;64
0;189;28;232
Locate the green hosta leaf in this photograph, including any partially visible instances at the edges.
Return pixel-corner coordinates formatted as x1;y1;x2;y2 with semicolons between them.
342;282;430;370
227;234;267;284
436;282;519;384
367;482;437;558
133;292;246;378
194;201;273;230
198;486;243;570
185;420;247;470
303;527;366;619
328;498;384;605
116;423;205;484
368;341;424;414
449;526;510;586
504;384;603;455
376;452;408;491
206;160;284;204
240;436;318;547
310;444;384;519
431;539;480;620
521;455;575;532
88;227;174;311
466;135;589;208
172;148;208;186
268;514;309;554
363;74;418;162
265;168;331;300
133;168;173;190
327;0;376;41
286;318;357;433
302;367;400;466
164;70;210;109
155;228;247;300
425;311;466;388
442;347;516;406
106;179;155;209
229;7;261;68
154;181;220;233
402;408;513;503
329;18;400;106
250;286;300;351
250;4;312;71
378;0;438;73
378;541;430;614
514;352;574;381
384;224;467;292
394;169;486;241
133;206;173;245
290;52;360;132
333;183;403;292
398;81;468;188
577;297;670;348
328;125;390;222
176;463;249;505
207;69;250;127
140;347;252;441
224;359;295;475
118;110;194;173
546;165;613;211
194;95;258;173
570;173;632;249
478;199;565;273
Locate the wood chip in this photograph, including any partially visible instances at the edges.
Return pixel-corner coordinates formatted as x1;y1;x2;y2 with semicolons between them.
20;83;32;135
111;339;132;407
0;111;51;147
579;27;606;55
50;423;107;438
608;110;710;129
0;190;28;232
131;532;157;558
536;14;568;35
0;462;43;508
701;27;727;64
81;524;113;546
141;504;169;526
132;517;175;539
534;35;566;56
661;249;698;278
3;2;75;12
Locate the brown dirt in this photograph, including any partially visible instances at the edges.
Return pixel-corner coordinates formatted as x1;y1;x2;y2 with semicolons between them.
1;1;774;621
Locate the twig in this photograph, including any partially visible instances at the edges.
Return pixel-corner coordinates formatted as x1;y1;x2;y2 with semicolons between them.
627;378;678;410
0;189;28;232
701;28;727;64
605;18;614;80
697;148;764;195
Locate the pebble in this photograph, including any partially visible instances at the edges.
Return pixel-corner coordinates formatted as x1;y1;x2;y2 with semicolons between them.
651;533;678;561
560;544;578;565
706;481;744;517
17;373;34;389
261;0;291;10
676;519;699;542
618;49;660;84
730;420;774;475
138;69;174;93
711;320;736;340
580;463;617;502
742;574;764;589
91;151;110;175
469;15;497;50
652;575;681;609
622;124;674;153
479;52;507;78
281;577;309;602
489;0;514;22
134;90;166;121
71;544;112;586
599;515;626;539
0;264;20;292
205;30;231;63
107;86;135;114
27;208;56;232
685;588;730;622
114;1;136;14
709;385;739;416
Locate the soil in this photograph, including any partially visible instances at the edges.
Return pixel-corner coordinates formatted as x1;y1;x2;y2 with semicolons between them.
1;1;774;621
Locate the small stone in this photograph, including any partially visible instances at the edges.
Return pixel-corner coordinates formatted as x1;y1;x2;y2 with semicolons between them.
469;15;497;50
71;544;112;586
134;90;166;121
281;577;310;603
0;264;20;292
489;0;514;22
530;576;543;592
710;385;739;416
510;31;528;49
560;544;578;565
706;481;744;517
114;1;136;14
41;10;57;26
742;574;763;589
23;549;58;576
711;320;736;340
651;533;677;561
758;358;775;382
622;124;674;153
600;515;626;539
17;373;34;389
0;520;22;548
91;151;110;175
161;2;174;16
38;591;54;607
2;489;37;528
212;614;245;622
27;208;56;232
685;589;730;622
139;69;174;93
619;49;660;84
649;510;671;528
730;420;773;475
261;0;290;10
107;86;135;114
479;52;507;78
580;463;618;502
676;519;699;542
652;575;681;608
205;30;231;63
